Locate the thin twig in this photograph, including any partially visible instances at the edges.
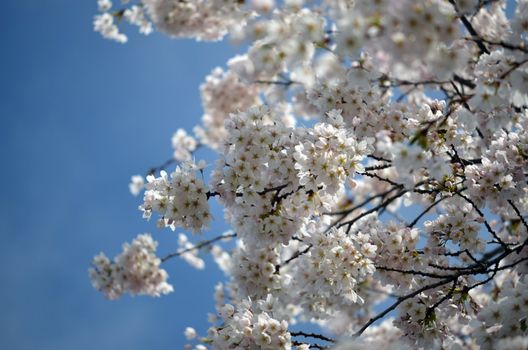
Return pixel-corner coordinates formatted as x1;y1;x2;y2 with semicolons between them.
291;331;335;343
161;232;237;263
508;199;528;233
455;191;508;249
407;196;447;228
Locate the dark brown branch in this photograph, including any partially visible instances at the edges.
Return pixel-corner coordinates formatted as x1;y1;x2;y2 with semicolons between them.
353;276;456;337
275;244;312;272
492;256;528;273
367;155;391;163
424;278;459;320
472;38;528;54
450;80;472;111
325;186;400;217
146;144;203;176
364;163;393;171
500;58;528;80
449;0;490;55
254;79;297;86
147;157;176;176
356;237;528;336
292;340;328;350
455;191;508;249
206;191;220;199
161;232;237;263
358;171;402;188
338;189;408;229
407;196;447;228
291;331;335;343
453;74;476;89
376;266;449;279
508;199;528;233
410;109;455;147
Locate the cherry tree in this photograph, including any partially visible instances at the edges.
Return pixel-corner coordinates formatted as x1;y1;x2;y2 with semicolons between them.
90;0;528;349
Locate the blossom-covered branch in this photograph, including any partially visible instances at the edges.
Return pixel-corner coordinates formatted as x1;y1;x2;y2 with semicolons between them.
90;0;528;349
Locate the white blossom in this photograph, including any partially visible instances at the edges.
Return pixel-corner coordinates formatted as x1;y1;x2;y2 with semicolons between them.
89;233;173;299
93;13;127;43
90;0;528;348
171;128;197;161
129;175;144;196
124;5;153;35
140;162;211;233
184;327;197;340
143;0;247;41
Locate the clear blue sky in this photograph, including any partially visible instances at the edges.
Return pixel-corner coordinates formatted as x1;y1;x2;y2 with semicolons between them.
0;1;239;349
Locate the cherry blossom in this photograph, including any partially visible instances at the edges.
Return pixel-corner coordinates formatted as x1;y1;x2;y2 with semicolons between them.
89;233;173;299
90;0;528;348
140;161;211;233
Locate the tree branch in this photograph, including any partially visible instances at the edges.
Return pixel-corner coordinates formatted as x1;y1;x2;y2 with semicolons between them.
161;232;237;263
291;331;335;343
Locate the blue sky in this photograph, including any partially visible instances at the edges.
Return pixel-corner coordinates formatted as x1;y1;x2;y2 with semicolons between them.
0;1;240;349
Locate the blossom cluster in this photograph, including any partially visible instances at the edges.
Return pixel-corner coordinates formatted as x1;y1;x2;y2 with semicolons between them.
294;110;371;194
172;128;198;162
176;233;205;270
209;106;370;255
93;0;151;43
91;0;528;348
194;65;260;150
291;227;377;318
465;122;528;210
424;199;485;253
89;233;173;299
222;243;282;301
143;0;246;41
140;162;211;232
472;272;528;349
207;298;293;350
